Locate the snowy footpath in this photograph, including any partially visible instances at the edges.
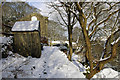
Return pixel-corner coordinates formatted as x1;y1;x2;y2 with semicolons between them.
1;46;120;79
2;46;85;78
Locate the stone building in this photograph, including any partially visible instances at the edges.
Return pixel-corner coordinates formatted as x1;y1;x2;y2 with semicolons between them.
12;21;41;58
19;12;48;38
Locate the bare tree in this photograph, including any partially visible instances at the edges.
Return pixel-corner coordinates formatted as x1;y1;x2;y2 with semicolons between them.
72;2;120;79
48;1;120;78
48;1;77;61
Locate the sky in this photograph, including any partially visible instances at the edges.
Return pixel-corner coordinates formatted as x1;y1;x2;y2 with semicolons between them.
29;2;51;17
28;2;63;22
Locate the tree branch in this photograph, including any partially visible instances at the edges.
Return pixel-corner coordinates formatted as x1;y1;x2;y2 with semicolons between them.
89;9;119;37
75;2;94;73
86;36;119;79
49;3;68;26
102;2;120;11
101;28;120;59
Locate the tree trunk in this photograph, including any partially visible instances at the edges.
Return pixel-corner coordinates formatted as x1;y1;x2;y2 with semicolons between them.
75;2;94;72
68;26;73;61
67;9;73;61
74;2;119;79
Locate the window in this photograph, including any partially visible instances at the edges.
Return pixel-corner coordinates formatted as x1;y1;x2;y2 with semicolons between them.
31;16;37;21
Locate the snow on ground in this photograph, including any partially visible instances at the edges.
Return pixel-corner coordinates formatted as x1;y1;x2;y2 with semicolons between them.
51;41;61;44
64;41;77;46
93;68;120;78
2;46;120;79
0;36;13;44
2;46;85;78
72;53;120;79
51;40;77;46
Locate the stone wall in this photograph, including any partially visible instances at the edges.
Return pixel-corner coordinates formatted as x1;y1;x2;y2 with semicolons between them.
19;12;48;38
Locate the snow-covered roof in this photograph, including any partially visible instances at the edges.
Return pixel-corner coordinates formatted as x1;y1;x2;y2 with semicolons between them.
12;21;40;31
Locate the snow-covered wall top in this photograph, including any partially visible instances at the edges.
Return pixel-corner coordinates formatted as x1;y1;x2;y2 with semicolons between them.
12;21;40;31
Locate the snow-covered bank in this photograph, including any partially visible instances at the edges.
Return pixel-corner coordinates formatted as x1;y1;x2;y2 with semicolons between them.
72;52;120;79
93;68;120;78
2;46;85;78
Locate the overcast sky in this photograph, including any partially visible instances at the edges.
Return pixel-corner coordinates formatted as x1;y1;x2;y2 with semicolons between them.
29;2;50;16
29;2;59;21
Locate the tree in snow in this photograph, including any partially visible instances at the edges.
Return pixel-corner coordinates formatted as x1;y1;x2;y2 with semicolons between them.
48;1;77;61
48;1;120;78
70;2;120;79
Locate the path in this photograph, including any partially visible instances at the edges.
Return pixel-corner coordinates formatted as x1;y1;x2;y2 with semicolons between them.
2;46;85;78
